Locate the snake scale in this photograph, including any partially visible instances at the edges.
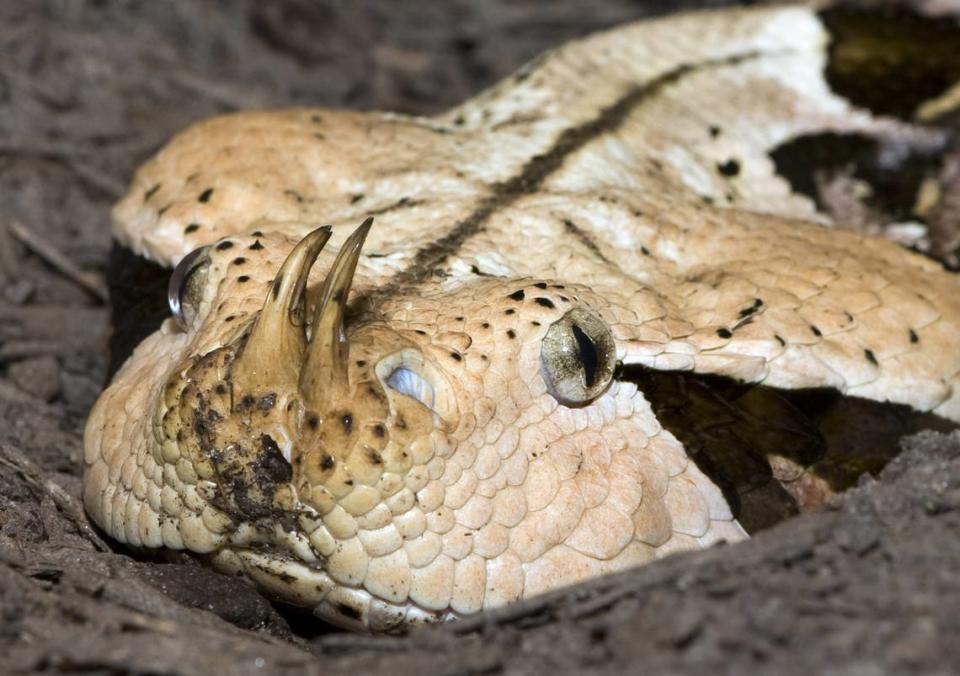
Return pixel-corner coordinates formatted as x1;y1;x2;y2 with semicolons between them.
84;4;960;632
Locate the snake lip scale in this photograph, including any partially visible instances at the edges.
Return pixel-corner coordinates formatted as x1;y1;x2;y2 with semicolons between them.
84;4;960;633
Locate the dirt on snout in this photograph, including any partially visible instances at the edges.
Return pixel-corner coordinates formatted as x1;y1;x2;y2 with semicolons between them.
2;1;960;674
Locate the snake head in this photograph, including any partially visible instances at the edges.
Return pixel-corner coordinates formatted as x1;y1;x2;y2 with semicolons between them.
118;219;722;632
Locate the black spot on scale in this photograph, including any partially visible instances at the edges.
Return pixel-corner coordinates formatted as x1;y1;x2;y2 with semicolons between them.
709;125;722;138
739;298;764;319
641;245;651;256
449;352;462;362
307;414;319;430
533;282;548;289
232;257;247;265
144;184;161;201
717;159;741;177
252;231;264;238
215;383;228;395
198;188;214;203
184;223;200;235
372;424;386;438
341;414;353;433
321;455;335;470
535;298;555;309
810;325;823;337
249;240;264;251
506;329;517;339
864;349;878;366
505;309;515;315
237;275;250;283
367;450;383;465
356;360;367;367
508;289;525;301
717;328;733;339
775;334;786;346
216;240;234;251
909;329;919;343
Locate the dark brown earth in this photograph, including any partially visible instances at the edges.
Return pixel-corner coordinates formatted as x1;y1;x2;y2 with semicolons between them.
2;1;960;674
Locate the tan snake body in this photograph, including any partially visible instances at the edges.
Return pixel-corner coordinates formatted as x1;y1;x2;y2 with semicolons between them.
84;5;960;632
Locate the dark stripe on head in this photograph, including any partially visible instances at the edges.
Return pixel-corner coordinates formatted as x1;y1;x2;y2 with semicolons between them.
387;52;759;290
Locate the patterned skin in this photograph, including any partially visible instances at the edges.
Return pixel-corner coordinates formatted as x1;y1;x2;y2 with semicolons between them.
84;5;960;632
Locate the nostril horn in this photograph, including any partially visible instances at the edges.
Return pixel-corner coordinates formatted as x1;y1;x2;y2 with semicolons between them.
230;225;332;398
300;217;374;410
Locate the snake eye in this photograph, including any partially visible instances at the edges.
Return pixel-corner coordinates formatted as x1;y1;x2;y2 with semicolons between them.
168;246;210;330
541;308;616;407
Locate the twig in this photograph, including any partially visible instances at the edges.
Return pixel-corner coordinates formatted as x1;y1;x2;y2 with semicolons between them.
0;218;19;282
168;67;267;110
0;339;77;362
65;157;127;198
0;59;71;106
317;633;406;655
0;138;144;199
0;445;112;552
0;140;97;159
0;378;41;404
5;220;108;302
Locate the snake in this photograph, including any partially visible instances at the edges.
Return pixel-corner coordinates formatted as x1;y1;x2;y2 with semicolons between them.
83;4;960;633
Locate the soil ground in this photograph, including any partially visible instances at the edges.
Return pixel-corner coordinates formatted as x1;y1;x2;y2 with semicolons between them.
2;1;960;674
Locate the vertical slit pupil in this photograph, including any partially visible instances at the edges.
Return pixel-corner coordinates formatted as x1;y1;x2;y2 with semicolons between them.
572;324;599;388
